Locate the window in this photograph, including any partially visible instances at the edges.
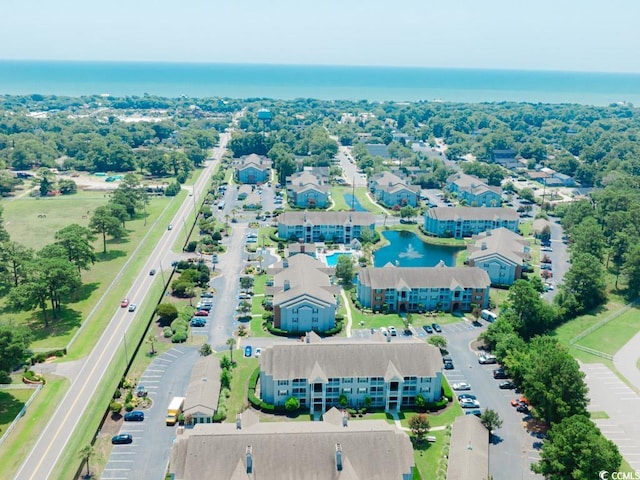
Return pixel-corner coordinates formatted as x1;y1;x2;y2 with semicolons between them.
343;378;353;384
278;390;288;396
358;378;368;384
277;380;289;386
342;388;352;393
358;388;367;394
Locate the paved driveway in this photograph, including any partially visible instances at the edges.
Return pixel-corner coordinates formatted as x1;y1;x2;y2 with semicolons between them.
439;321;543;480
581;362;640;472
102;345;198;480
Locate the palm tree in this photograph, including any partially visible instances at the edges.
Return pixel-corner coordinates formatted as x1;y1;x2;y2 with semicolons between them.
226;337;236;364
79;444;95;478
147;333;157;355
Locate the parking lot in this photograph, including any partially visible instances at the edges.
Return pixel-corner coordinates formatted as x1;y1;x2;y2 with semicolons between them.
438;320;543;480
581;362;640;472
102;346;197;480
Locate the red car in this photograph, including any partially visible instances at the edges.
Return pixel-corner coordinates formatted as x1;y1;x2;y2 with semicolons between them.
120;298;129;308
194;310;209;317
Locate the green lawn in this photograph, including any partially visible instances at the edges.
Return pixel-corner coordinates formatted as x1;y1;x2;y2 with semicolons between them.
3;191;110;250
0;192;181;352
0;388;35;429
0;377;69;480
330;186;350;211
222;354;259;421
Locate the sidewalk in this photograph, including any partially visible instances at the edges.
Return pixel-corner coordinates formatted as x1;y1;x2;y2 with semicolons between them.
613;329;640;393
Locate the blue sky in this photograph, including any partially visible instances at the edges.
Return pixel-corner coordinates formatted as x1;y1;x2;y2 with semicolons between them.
3;0;640;73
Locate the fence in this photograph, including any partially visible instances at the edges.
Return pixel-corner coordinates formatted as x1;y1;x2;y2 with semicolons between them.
0;384;43;447
569;298;639;345
571;345;613;360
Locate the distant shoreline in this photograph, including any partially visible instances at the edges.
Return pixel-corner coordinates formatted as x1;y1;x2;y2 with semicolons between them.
1;61;639;105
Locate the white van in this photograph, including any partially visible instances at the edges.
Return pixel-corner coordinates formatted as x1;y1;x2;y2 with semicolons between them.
481;309;497;322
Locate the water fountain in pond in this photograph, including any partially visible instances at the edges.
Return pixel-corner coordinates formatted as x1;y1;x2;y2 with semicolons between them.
398;243;424;259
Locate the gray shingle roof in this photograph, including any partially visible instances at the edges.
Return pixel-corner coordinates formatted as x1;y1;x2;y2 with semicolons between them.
183;356;221;418
426;207;520;222
357;264;490;291
170;412;414;480
447;173;501;195
446;415;489;480
467;227;529;265
260;338;442;381
268;254;337;306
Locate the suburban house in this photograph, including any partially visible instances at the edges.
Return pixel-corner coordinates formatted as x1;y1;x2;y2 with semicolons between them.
265;254;339;332
466;228;530;286
277;211;375;244
368;171;420;208
424;207;520;239
286;170;330;208
259;333;443;413
492;149;521;170
446;415;489;480
170;408;415;479
234;154;272;184
446;172;502;207
356;263;490;313
183;356;221;425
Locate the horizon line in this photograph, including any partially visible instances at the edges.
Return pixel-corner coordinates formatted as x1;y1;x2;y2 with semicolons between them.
1;58;640;76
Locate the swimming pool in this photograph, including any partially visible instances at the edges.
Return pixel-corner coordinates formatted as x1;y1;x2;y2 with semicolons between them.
325;252;352;267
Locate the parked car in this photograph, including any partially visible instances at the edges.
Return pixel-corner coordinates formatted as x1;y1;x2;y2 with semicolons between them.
254;347;262;358
388;326;397;336
244;345;252;357
444;361;454;370
379;327;389;336
460;398;480;408
190;318;206;327
111;433;133;445
128;304;137;312
194;310;209;317
465;409;482;417
540;264;553;271
457;394;477;401
516;404;530;414
136;385;147;397
124;411;145;422
499;381;517;390
120;298;129;308
441;355;452;364
478;354;497;364
201;292;214;298
452;382;471;391
432;323;442;333
541;246;552;252
511;396;529;407
423;324;433;334
493;368;509;379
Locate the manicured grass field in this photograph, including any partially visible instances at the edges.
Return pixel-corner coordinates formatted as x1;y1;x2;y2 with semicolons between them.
3;191;110;250
0;388;35;430
222;354;259;421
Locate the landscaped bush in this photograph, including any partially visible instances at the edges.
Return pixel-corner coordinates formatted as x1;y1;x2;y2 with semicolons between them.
171;331;188;343
110;401;123;414
29;348;67;365
113;389;122;399
171;318;189;333
125;402;134;412
163;326;173;338
441;382;453;402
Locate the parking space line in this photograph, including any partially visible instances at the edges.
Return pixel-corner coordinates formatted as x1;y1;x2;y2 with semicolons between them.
164;352;178;359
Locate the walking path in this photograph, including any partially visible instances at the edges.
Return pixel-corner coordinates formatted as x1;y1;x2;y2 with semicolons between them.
613;329;640;393
388;412;447;432
341;290;354;337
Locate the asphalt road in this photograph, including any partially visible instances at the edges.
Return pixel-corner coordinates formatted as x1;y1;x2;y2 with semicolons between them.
438;320;543;480
337;146;367;187
15;134;229;480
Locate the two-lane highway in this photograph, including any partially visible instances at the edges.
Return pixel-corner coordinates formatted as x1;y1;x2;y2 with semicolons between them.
15;134;229;480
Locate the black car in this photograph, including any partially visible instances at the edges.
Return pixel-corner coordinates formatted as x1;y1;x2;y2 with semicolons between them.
441;355;452;364
432;323;442;333
444;361;454;370
493;368;509;379
423;325;433;334
516;404;530;414
111;433;133;444
149;269;156;276
465;409;482;417
124;411;144;422
499;381;517;390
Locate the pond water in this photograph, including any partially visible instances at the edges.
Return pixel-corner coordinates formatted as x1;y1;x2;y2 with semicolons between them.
373;230;462;267
343;193;367;212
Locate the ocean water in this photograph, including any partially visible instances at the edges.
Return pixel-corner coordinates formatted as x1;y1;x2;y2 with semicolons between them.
1;60;640;105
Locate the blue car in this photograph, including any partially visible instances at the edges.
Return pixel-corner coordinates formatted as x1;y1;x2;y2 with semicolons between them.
244;345;252;357
124;411;144;422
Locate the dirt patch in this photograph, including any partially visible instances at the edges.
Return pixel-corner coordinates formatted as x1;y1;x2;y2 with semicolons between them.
523;417;549;436
470;339;488;352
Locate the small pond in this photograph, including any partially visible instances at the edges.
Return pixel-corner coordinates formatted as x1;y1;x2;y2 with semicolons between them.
373;230;463;267
343;193;367;212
